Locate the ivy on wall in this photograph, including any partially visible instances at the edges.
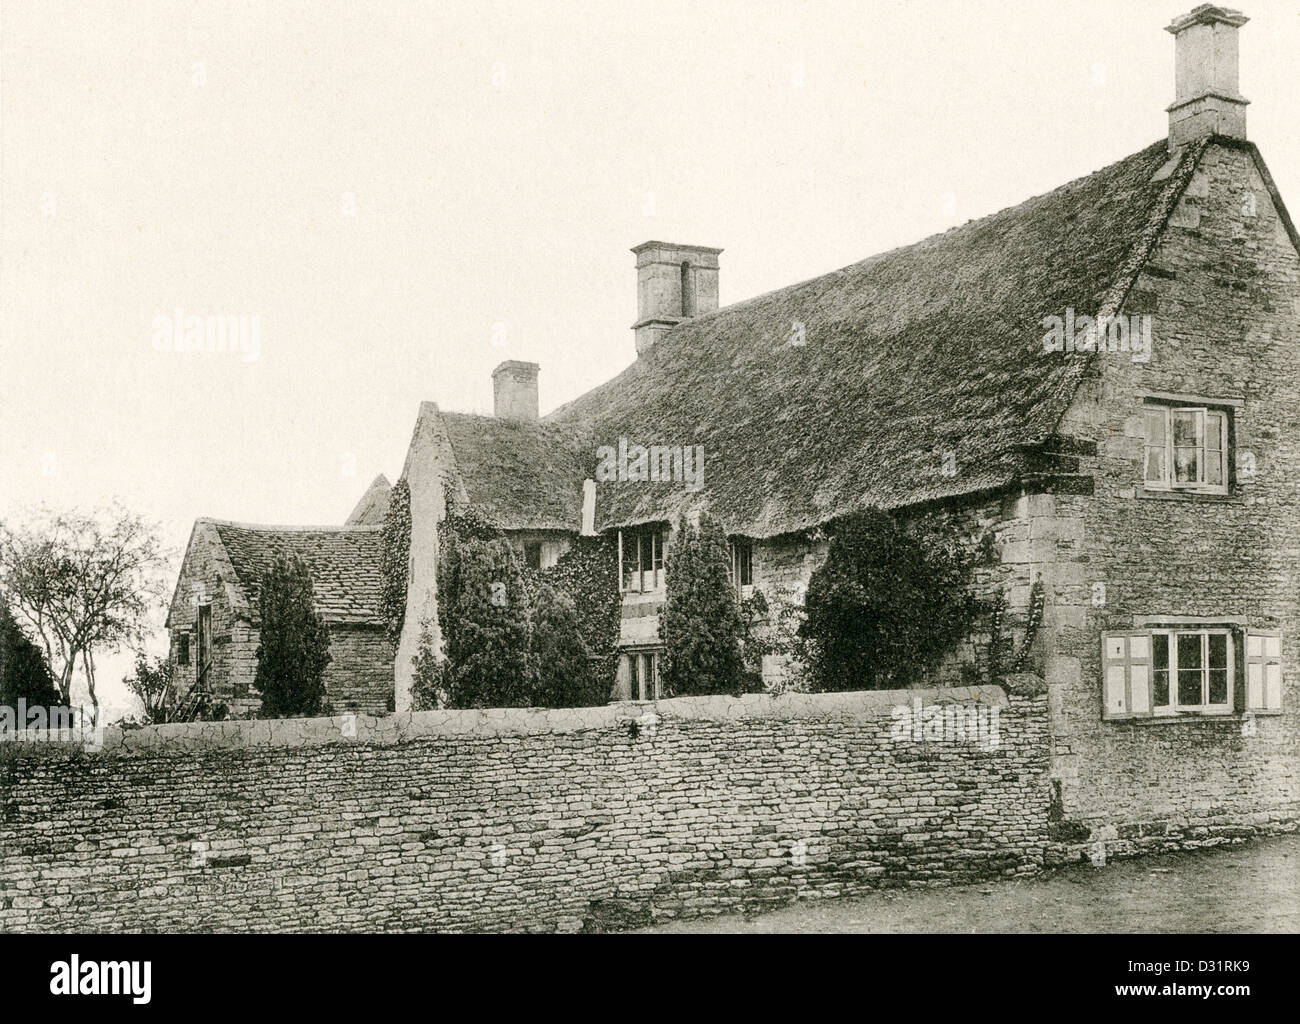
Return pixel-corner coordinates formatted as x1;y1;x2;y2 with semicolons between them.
378;477;411;645
798;509;980;691
426;489;621;708
546;535;621;701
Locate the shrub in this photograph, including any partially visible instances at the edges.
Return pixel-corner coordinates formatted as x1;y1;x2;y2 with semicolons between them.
798;509;977;691
0;597;60;709
410;620;446;711
438;526;533;708
659;512;745;696
253;555;333;717
529;582;595;708
120;652;175;724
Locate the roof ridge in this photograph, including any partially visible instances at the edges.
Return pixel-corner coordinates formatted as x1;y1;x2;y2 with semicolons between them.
653;138;1172;335
199;517;383;533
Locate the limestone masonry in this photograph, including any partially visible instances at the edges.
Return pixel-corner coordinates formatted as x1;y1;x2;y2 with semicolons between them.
3;687;1054;933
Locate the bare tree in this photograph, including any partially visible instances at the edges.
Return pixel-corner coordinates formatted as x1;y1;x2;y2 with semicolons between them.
0;505;170;724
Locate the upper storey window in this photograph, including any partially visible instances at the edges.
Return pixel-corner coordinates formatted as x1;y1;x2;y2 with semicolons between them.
1143;402;1229;494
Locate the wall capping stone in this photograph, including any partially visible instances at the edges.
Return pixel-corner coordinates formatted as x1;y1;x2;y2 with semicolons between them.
1;685;1011;758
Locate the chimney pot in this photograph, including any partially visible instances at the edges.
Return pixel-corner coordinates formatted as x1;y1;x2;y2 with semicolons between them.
631;241;722;356
491;360;539;422
1166;5;1250;150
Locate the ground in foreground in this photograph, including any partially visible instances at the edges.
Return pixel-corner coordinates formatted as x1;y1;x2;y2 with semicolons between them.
640;833;1299;933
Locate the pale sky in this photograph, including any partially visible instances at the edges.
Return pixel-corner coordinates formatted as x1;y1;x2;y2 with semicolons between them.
3;0;1299;718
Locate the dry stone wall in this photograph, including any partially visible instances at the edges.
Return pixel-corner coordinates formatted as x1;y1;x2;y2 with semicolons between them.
1;687;1047;933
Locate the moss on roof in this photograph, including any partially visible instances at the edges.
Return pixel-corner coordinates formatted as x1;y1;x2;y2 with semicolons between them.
442;413;588;532
546;138;1203;537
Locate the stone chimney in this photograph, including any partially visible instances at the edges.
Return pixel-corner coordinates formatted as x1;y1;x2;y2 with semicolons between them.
491;360;539;422
631;241;722;356
1166;5;1249;150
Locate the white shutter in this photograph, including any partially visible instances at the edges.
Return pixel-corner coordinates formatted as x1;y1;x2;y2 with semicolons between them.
1246;630;1283;711
1102;631;1152;720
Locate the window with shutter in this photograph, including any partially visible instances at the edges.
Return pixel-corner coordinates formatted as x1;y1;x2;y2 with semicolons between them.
1246;631;1284;712
1104;625;1241;720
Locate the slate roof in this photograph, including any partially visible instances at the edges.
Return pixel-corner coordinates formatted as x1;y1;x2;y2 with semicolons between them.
195;521;384;626
544;137;1209;537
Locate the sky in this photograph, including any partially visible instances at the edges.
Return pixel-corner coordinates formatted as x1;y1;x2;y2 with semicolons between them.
3;0;1299;719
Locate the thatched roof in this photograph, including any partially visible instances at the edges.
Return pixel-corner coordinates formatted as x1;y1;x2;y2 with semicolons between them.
442;413;588;532
166;520;385;628
546;138;1206;537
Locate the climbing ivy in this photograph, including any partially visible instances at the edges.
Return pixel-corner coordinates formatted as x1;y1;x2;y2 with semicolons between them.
798;508;979;691
546;534;621;702
986;578;1046;678
433;490;621;708
378;477;411;645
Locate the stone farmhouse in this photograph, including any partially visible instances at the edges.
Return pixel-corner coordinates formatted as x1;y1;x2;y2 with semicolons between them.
169;6;1297;844
165;478;394;716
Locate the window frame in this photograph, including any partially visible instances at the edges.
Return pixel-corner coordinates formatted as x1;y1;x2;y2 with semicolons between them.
618;525;666;593
1153;627;1234;715
1142;401;1230;495
727;538;754;591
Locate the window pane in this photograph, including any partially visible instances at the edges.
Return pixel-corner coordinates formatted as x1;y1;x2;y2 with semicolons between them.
1208;633;1228;669
1209;669;1228;705
1205;448;1223;486
1178;669;1203;705
1174;446;1199;483
1152;634;1169;707
1144;407;1167;445
1206;411;1225;451
1145;446;1167;484
1172;410;1200;446
1177;632;1202;668
1153;633;1169;670
1153;670;1170;707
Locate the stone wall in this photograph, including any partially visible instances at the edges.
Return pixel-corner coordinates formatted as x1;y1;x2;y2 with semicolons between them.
0;686;1047;933
322;626;394;716
1041;140;1300;857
